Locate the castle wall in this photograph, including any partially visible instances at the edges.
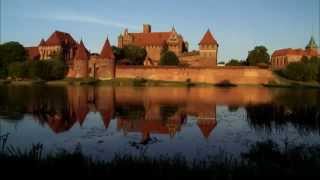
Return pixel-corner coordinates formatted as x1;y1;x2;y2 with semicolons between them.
115;66;275;85
145;46;163;62
88;58;115;80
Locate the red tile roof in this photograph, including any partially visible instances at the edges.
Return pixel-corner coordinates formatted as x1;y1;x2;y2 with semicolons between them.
129;32;172;46
74;40;90;60
199;30;218;46
100;37;115;60
197;120;217;138
39;38;46;46
25;46;40;60
44;30;77;46
272;48;320;57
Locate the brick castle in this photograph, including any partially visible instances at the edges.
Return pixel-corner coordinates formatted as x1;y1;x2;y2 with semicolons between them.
25;24;219;79
271;37;320;69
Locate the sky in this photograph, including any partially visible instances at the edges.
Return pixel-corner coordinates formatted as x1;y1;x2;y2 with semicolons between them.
1;0;319;62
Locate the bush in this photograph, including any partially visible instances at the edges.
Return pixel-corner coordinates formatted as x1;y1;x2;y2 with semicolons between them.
27;60;67;81
282;57;320;82
8;62;27;79
159;51;180;66
121;45;147;65
0;41;27;77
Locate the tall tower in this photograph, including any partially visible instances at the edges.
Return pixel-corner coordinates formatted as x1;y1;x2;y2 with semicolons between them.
306;36;319;51
99;37;116;80
199;30;219;67
143;24;152;33
73;40;89;78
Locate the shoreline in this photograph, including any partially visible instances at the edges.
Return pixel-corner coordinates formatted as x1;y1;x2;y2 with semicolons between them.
1;77;320;89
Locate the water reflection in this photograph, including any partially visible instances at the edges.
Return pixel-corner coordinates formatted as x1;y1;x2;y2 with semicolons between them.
0;85;320;158
1;86;320;136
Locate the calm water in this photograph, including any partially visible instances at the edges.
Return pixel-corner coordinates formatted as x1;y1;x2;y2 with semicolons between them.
0;85;319;160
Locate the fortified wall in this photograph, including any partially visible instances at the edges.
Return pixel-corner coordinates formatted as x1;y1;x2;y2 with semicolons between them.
115;66;275;85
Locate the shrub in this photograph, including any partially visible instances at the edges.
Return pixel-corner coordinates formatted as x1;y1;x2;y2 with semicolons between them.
282;57;320;82
159;51;180;66
7;62;27;79
122;45;147;65
27;60;67;81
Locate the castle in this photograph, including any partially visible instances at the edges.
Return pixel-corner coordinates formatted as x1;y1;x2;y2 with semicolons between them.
118;24;219;67
25;25;219;79
271;37;320;69
26;30;115;80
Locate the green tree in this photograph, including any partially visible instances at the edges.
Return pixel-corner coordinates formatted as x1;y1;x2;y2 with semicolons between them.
283;62;318;81
8;62;27;78
122;45;147;65
159;51;180;66
226;59;247;66
246;46;270;66
112;46;124;62
0;41;27;77
301;56;309;63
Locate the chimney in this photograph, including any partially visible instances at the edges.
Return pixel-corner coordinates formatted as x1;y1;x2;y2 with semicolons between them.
143;24;151;33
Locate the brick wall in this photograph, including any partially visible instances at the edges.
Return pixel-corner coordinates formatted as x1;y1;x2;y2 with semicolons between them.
115;66;275;85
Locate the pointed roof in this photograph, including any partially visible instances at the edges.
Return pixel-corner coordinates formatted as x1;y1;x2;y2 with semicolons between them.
100;37;115;60
197;119;217;139
45;30;77;46
306;36;318;49
39;38;46;46
74;40;90;60
199;30;218;46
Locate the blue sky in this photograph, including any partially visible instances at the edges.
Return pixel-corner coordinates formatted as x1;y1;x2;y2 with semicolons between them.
1;0;319;62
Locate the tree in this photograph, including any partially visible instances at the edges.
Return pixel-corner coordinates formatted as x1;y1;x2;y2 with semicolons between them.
122;45;147;65
246;46;270;66
27;60;66;81
226;59;247;66
282;62;318;81
8;62;27;78
159;51;180;66
0;41;27;77
112;46;124;62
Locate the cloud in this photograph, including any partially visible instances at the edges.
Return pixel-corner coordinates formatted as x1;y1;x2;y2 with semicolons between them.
28;12;139;30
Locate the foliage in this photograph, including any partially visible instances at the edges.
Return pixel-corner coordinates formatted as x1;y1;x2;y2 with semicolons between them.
112;46;124;62
0;41;27;77
282;56;320;82
246;46;270;66
121;45;147;65
7;62;27;78
1;141;320;178
26;60;67;80
226;59;247;66
159;51;180;66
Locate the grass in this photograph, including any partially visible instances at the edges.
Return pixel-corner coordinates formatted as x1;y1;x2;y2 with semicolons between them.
263;73;320;89
0;135;320;178
2;73;320;89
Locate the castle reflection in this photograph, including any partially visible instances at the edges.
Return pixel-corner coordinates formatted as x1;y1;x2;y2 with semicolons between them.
1;85;319;139
24;86;273;138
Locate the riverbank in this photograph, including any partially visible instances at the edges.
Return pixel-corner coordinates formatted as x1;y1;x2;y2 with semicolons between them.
1;75;320;89
0;140;319;178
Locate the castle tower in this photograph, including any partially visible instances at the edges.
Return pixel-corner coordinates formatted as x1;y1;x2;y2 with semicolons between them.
306;36;318;51
38;38;46;60
199;30;219;67
143;24;151;33
97;37;115;80
167;26;184;56
73;40;90;78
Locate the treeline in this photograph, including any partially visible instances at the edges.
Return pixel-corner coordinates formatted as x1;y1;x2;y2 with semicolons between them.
113;44;180;66
225;46;270;68
0;42;66;80
280;56;320;82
